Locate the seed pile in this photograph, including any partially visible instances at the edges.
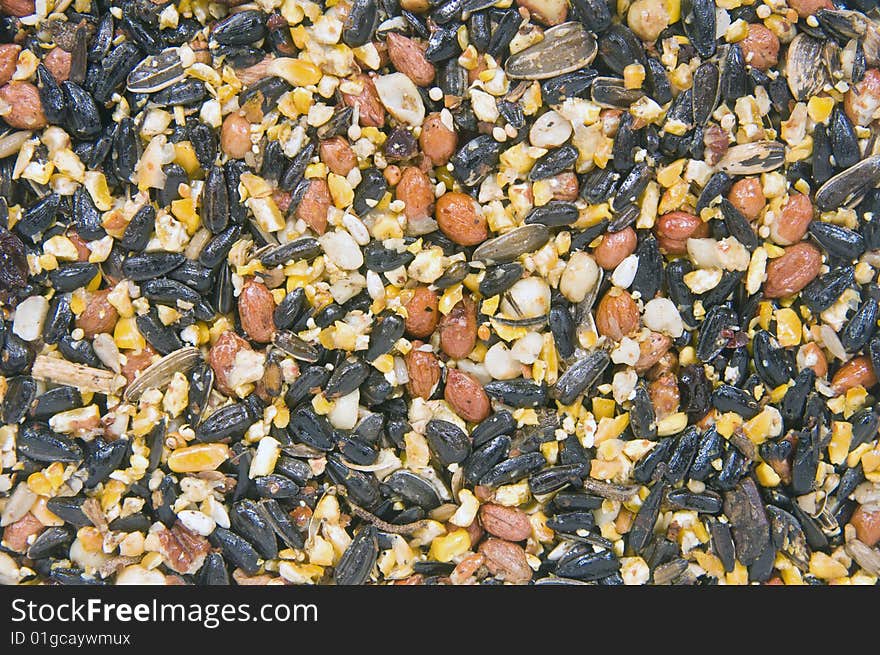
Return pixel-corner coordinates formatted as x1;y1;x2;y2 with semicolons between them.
1;0;880;586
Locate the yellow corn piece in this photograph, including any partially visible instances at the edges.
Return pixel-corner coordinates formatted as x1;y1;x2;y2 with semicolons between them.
775;307;801;346
173;141;201;177
595;413;629;444
167;443;230;473
114;317;146;351
592;397;616;420
829;422;853;466
755;462;781;487
428;529;470;563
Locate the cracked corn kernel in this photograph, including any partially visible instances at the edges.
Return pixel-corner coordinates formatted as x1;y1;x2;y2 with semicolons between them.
167;444;230;473
428;529;470;563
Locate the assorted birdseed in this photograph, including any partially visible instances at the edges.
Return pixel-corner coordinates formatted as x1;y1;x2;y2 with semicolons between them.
2;0;880;587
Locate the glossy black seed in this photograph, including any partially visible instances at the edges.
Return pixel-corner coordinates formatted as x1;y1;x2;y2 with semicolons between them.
630;383;658;441
634;437;674;484
528;464;584;495
84;439;129;488
720;199;759;251
365;314;405;362
541;69;597;105
384;469;442;510
752;330;794;388
46;497;92;528
119;204;155;252
780;368;815;427
667;488;722;514
485;379;548;407
480;452;546;487
1;376;36;425
629;481;667;554
696;306;739;362
199;225;242;269
16;194;59;243
195;403;254;443
425;419;471;466
17;424;82;464
326;454;382;509
631;235;664;302
800;266;854;314
30;386;82;420
209;527;261;575
552;351;610;405
334;525;378;586
288;406;335;451
529;145;578;181
711;384;760;420
808;221;865;260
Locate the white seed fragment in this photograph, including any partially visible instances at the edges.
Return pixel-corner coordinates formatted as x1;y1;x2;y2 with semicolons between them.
511;332;544;364
500;277;551;319
484;342;522;380
559;251;600;302
642;297;684;338
177;510;216;536
12;295;48;342
249;437;281;478
611;254;639;289
328;389;359;430
319;230;365;270
373;73;426;126
529;110;572;148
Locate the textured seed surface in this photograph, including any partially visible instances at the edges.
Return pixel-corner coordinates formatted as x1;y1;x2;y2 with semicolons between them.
3;0;880;590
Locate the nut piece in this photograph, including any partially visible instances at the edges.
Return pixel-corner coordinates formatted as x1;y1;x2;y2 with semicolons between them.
0;0;35;17
596;287;640;341
320;136;357;176
770;193;813;245
156;522;211;575
220;112;251;159
386;32;435;87
727;178;765;221
296;178;331;235
444;367;490;423
796;342;828;378
655;212;708;255
341;73;385;128
238;279;276;343
0;82;47;130
845;68;880;127
763;242;822;298
76;289;119;338
849;506;880;547
43;46;71;83
634;331;672;374
627;0;670;42
420;112;457;166
594;226;638;269
404;286;440;338
478;538;533;584
435;192;488;246
122;344;158;384
405;346;441;399
439;297;477;359
2;512;44;553
516;0;568;26
0;44;21;87
831;355;877;395
479;504;531;541
648;371;680;419
788;0;834;19
209;331;253;396
396;166;435;221
740;23;780;71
